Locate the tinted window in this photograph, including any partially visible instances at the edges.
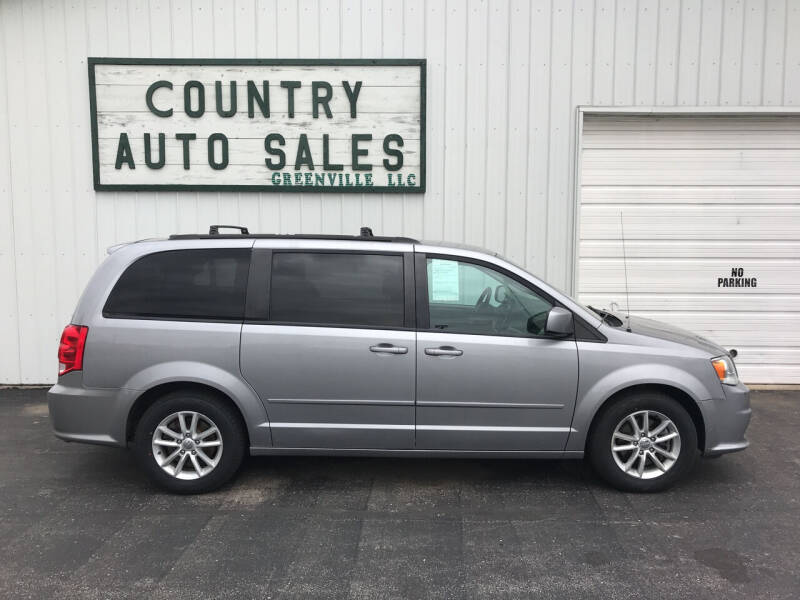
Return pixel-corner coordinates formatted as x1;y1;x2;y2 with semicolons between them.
426;258;553;336
104;249;250;320
270;253;405;328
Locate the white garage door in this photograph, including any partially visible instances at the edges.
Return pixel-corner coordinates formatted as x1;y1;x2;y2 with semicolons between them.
577;115;800;384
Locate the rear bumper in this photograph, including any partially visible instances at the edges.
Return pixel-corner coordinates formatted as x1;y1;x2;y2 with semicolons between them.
701;381;751;457
47;372;135;447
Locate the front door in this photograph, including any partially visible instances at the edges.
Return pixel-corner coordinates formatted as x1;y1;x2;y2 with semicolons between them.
241;248;416;449
415;254;579;451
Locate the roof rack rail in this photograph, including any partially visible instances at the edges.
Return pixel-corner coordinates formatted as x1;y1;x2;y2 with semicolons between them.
209;225;249;235
168;225;418;244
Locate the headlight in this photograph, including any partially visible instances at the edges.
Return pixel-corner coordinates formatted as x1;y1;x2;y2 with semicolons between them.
711;355;739;386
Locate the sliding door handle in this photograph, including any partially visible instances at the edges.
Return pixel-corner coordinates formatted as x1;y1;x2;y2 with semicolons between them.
369;344;408;355
424;346;463;357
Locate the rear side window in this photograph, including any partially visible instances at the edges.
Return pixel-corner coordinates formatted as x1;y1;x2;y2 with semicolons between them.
104;249;251;320
270;252;405;328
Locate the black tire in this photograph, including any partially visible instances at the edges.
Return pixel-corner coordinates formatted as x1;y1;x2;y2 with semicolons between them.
133;390;246;494
587;391;699;493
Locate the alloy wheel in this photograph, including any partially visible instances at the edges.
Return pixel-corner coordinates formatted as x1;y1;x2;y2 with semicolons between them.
151;411;224;480
611;410;681;480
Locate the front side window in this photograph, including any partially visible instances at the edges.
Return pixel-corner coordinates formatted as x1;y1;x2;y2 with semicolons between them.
104;248;251;320
270;252;405;328
426;257;553;336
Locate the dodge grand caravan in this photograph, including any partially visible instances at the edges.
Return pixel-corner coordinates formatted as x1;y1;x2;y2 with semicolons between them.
48;227;751;493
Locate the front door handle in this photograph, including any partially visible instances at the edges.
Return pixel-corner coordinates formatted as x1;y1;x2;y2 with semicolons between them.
369;344;408;355
424;346;464;357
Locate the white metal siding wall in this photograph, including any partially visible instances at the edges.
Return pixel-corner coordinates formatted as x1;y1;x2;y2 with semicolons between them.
1;0;799;383
578;115;800;384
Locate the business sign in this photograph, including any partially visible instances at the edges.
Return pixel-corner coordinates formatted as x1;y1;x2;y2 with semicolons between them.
88;58;425;192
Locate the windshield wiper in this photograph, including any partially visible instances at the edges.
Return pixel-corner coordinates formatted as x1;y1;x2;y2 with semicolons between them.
587;305;609;325
587;305;625;328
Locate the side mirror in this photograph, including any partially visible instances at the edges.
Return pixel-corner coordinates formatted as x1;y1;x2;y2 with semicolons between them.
494;285;509;303
545;307;574;336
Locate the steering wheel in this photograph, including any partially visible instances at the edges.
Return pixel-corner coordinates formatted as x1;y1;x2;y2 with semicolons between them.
475;286;492;310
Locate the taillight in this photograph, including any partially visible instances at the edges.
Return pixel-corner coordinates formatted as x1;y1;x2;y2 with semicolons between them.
58;325;88;376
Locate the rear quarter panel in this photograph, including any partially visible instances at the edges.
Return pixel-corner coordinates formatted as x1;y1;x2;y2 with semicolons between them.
73;239;270;448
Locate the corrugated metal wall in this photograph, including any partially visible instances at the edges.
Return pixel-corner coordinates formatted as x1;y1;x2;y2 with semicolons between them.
1;0;799;384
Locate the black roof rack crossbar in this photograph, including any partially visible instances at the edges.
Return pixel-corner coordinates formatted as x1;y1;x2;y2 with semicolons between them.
169;233;419;243
171;225;417;243
209;225;249;235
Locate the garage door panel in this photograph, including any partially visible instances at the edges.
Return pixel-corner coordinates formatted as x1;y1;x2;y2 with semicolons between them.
580;240;800;259
584;127;800;150
580;293;799;312
578;115;800;383
582;116;800;134
580;205;800;240
582;149;800;186
728;347;800;366
736;365;800;385
579;259;799;294
581;186;800;205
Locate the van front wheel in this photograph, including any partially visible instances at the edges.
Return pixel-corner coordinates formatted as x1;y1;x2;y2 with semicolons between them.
133;391;246;494
588;392;699;493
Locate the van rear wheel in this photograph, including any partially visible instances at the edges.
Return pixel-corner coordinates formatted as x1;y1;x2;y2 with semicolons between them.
133;391;246;494
588;392;699;493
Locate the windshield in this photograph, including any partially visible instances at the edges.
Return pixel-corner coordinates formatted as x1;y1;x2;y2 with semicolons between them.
495;253;597;312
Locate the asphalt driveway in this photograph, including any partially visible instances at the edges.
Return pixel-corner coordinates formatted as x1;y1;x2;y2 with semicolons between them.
0;388;798;599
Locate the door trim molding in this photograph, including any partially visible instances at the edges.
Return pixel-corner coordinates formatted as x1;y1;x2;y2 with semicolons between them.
268;422;575;433
270;398;415;406
417;401;565;409
416;424;575;433
270;422;414;430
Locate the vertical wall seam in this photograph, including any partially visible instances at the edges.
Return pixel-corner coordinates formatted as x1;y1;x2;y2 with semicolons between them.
675;0;682;104
544;0;553;270
441;0;447;237
0;1;22;382
87;0;100;264
653;0;661;103
717;0;725;104
781;0;788;103
759;0;768;104
695;0;703;104
481;0;488;246
564;0;576;284
169;0;175;55
42;0;61;337
502;0;511;255
19;1;38;381
738;0;746;104
460;0;467;243
632;0;640;104
590;0;597;104
522;0;533;267
64;0;80;289
612;0;618;104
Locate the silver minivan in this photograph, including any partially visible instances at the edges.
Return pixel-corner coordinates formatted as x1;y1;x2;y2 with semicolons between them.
49;227;751;493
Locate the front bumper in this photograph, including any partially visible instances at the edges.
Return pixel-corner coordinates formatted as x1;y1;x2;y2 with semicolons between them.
48;372;136;447
701;380;751;456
